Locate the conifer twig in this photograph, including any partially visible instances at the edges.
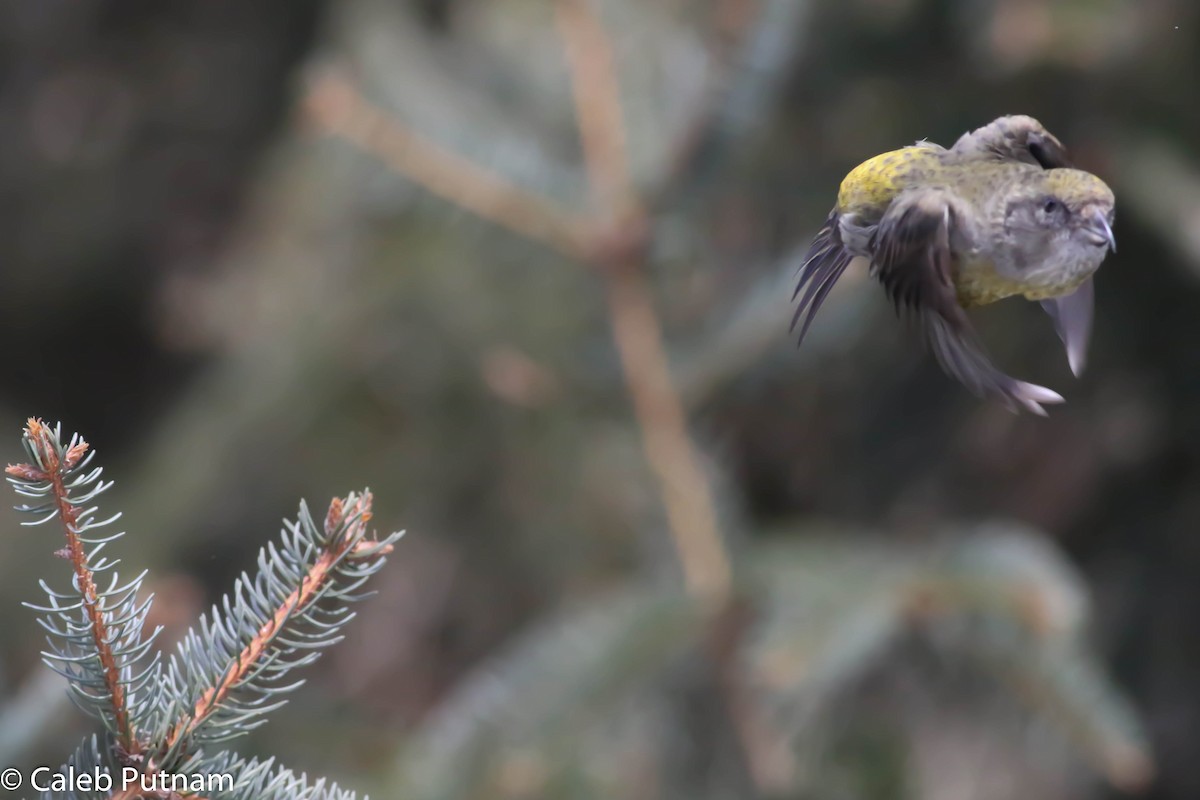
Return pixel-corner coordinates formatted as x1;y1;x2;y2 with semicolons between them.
160;493;389;754
6;417;139;757
8;418;400;800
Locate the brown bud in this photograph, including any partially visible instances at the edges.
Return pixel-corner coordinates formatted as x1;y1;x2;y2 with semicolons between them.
5;463;47;481
63;440;90;470
324;497;345;537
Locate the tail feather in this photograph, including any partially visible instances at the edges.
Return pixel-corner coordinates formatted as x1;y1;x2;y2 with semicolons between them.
923;312;1064;415
791;210;854;346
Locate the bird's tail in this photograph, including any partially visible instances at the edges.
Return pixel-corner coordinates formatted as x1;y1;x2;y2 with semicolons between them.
922;312;1064;416
791;209;854;346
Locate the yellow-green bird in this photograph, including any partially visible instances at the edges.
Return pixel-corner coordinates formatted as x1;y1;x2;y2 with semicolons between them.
792;115;1116;414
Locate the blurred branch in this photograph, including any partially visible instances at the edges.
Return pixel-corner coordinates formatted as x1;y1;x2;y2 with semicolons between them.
555;0;637;218
650;0;816;209
394;523;1151;797
304;70;591;260
743;524;1155;796
982;637;1154;794
396;587;705;799
604;268;731;603
340;0;587;202
554;0;731;605
306;1;735;607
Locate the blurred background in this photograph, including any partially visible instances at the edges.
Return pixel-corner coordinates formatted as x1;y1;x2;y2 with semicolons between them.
0;1;1197;798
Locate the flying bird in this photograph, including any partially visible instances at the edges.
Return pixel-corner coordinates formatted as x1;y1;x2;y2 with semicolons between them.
792;115;1116;414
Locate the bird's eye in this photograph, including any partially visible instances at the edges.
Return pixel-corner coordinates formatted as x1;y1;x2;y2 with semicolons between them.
1042;198;1063;215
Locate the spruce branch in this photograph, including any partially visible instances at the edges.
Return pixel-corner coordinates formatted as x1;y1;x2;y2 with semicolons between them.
151;490;401;767
181;751;362;800
6;419;401;799
53;732;128;800
6;417;154;757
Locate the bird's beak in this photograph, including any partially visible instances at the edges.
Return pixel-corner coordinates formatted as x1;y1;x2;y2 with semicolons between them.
1085;210;1116;253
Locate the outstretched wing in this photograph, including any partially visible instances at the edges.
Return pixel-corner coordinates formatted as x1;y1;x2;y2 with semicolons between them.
950;114;1072;169
790;210;855;346
872;189;1064;415
1039;278;1094;377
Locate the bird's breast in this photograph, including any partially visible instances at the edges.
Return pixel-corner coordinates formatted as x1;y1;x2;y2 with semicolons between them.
952;255;1093;308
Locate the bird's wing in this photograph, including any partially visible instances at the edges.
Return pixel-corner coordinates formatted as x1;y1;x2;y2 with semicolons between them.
1039;278;1094;377
872;189;1064;415
949;115;1072;169
871;190;964;322
791;209;855;346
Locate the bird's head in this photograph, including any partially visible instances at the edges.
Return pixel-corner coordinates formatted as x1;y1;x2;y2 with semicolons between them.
994;168;1115;287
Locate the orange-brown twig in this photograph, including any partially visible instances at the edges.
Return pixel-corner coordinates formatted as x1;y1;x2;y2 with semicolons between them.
304;72;592;260
160;495;376;753
106;494;390;800
603;270;732;601
6;419;138;756
555;0;731;604
554;0;637;216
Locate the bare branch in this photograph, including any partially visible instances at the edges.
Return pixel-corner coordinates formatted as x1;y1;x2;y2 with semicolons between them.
304;71;592;260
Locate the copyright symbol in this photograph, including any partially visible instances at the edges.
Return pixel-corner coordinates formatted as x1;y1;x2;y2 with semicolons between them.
0;767;21;789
